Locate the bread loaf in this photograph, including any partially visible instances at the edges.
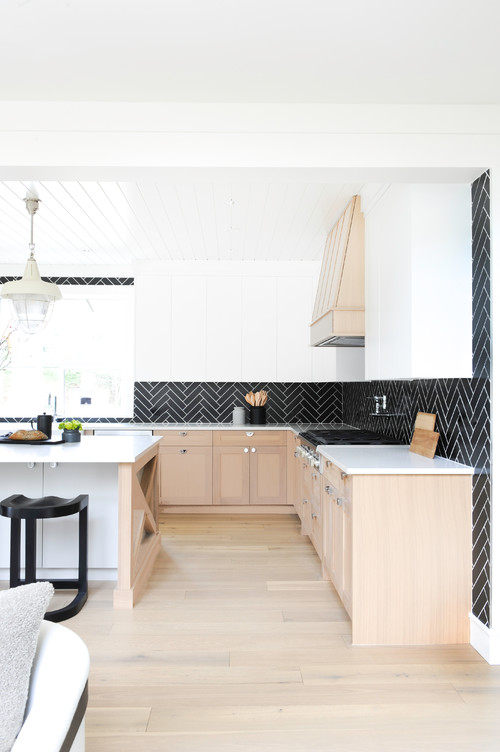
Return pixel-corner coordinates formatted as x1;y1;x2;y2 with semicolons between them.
9;429;48;441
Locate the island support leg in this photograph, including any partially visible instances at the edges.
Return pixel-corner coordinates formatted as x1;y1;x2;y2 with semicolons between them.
113;444;161;608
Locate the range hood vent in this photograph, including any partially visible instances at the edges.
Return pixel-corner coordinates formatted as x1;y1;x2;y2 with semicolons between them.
316;335;365;348
310;195;365;347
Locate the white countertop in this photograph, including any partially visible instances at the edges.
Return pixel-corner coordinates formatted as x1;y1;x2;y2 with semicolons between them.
318;445;474;475
0;435;162;464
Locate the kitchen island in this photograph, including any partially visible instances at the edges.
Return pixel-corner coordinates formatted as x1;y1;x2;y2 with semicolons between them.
0;435;162;608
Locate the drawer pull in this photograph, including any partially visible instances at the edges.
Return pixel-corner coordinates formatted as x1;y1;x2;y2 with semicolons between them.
246;431;254;437
251;447;256;453
341;471;348;480
325;485;334;495
312;513;318;519
179;431;187;437
337;497;344;506
179;449;187;454
302;498;308;504
244;447;249;453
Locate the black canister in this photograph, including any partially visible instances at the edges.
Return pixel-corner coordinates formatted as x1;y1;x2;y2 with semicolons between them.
31;413;52;439
249;406;266;425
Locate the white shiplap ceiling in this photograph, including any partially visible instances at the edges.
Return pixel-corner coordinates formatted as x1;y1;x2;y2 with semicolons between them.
0;180;364;264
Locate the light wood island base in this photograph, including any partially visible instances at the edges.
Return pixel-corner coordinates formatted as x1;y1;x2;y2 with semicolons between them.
114;443;161;608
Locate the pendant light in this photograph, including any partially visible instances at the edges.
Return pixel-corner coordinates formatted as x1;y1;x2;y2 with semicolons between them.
0;197;61;334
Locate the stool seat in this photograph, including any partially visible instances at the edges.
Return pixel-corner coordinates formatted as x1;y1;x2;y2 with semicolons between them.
0;494;88;520
0;493;89;623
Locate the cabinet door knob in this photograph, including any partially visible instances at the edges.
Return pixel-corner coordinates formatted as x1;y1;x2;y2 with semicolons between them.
251;447;256;453
243;447;249;453
49;462;58;469
302;498;308;504
246;431;254;437
337;497;344;506
341;471;348;480
27;462;35;469
179;449;187;454
179;431;187;437
325;485;334;495
312;513;318;519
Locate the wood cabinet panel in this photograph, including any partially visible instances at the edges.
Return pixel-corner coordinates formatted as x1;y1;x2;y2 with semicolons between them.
309;469;322;558
321;459;471;645
213;430;287;447
159;446;213;505
249;446;287;505
213;447;250;505
154;430;212;447
323;459;352;499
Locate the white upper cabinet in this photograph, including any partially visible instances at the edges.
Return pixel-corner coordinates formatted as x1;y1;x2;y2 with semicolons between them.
133;260;364;382
363;184;472;380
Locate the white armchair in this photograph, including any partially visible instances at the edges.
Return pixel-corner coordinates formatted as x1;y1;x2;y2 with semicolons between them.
11;621;90;752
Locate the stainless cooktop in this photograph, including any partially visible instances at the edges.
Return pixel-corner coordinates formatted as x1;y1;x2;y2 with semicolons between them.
298;428;400;446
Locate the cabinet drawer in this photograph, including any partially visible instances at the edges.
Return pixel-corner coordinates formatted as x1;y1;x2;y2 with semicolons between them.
154;430;212;446
322;459;352;499
213;430;287;447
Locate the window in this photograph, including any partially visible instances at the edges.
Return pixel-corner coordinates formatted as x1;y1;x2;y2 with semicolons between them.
0;285;134;419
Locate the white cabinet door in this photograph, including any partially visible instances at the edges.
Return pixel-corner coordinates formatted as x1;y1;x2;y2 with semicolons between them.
0;463;44;569
42;462;119;570
364;184;472;379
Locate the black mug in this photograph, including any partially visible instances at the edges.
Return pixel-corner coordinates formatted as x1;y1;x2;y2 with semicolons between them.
31;413;52;439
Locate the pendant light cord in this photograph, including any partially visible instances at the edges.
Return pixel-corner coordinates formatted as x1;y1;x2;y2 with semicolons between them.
29;210;35;257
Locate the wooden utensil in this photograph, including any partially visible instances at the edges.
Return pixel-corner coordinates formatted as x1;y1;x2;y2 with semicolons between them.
410;427;440;459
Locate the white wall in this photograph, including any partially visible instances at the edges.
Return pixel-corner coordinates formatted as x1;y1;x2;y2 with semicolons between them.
134;260;364;382
363;184;472;380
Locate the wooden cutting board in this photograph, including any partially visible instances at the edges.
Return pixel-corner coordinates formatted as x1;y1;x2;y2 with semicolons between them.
414;412;436;431
410;427;440;458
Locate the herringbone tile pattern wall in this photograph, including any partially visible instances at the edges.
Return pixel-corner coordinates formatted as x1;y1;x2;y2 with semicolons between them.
0;276;134;285
134;381;343;424
344;171;491;626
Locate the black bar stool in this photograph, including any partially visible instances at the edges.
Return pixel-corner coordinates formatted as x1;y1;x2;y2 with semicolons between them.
0;494;88;622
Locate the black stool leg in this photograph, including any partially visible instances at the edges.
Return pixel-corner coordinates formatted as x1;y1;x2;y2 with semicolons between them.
45;501;89;623
25;518;37;584
9;518;21;588
78;505;88;596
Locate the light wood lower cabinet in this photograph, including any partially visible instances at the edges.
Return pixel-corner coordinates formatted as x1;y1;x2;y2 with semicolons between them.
159;446;213;505
322;478;352;616
320;463;471;646
213;445;287;506
156;429;289;509
213;446;250;505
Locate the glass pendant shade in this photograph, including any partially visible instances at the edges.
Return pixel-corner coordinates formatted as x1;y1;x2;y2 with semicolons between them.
1;256;62;334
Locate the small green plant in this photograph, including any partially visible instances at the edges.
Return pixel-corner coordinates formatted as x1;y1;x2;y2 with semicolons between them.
58;419;83;431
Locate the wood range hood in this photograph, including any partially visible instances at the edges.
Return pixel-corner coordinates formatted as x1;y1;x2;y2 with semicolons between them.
310;195;365;347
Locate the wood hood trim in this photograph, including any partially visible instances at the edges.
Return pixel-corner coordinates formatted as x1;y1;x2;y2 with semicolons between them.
310;195;365;346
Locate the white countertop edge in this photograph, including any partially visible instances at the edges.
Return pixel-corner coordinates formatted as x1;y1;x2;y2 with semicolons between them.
318;445;474;475
0;435;162;464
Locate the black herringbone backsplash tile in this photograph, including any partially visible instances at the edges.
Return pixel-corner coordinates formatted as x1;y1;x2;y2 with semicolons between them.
134;381;343;424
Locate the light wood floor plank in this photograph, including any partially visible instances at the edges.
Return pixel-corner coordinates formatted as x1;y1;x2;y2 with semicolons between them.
57;513;499;750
